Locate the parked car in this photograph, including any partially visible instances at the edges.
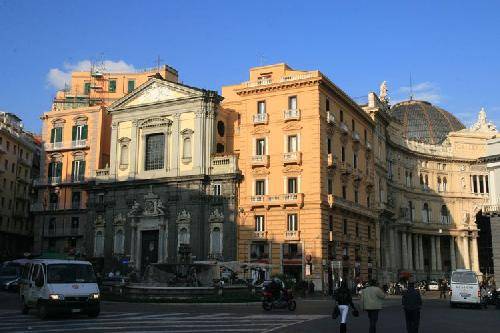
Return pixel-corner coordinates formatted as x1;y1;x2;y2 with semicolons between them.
0;262;22;292
428;280;439;291
19;259;100;319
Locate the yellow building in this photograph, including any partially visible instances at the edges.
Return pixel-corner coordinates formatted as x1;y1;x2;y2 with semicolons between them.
222;64;377;291
0;112;39;259
33;65;178;255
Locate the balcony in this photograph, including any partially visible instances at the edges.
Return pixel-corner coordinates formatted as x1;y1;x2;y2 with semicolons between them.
328;194;377;218
328;154;338;168
71;139;88;148
284;109;300;121
366;141;372;151
283;151;302;164
19;156;32;167
252;113;268;125
339;162;352;175
250;193;304;208
483;205;500;215
211;155;239;175
339;122;349;134
353;169;363;181
251;155;269;167
284;230;300;241
45;140;90;151
352;131;361;142
253;231;268;240
92;168;110;182
327;111;336;125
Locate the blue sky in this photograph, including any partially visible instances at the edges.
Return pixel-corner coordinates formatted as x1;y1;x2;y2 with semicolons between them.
0;0;499;133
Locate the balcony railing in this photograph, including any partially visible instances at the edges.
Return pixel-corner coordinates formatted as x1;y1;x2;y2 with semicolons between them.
339;122;349;134
45;140;90;151
253;113;268;125
284;230;300;241
284;109;300;121
328;154;338;168
352;131;361;142
250;193;304;207
283;151;301;164
340;162;352;174
251;155;269;167
483;205;500;215
328;194;377;218
253;231;268;240
241;73;315;88
211;155;238;174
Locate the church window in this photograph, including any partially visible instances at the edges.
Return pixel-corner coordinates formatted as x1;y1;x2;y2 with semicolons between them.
145;133;165;170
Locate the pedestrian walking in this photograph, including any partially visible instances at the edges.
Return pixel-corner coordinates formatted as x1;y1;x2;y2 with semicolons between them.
333;281;358;333
402;282;422;333
439;279;448;299
360;279;385;333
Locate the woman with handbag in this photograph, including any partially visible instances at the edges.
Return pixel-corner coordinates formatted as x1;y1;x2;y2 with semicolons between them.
333;281;358;333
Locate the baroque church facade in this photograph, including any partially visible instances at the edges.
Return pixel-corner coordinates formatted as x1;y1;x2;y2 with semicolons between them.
86;77;240;272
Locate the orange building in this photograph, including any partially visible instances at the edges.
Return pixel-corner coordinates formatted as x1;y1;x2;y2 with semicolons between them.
222;64;376;291
33;65;178;255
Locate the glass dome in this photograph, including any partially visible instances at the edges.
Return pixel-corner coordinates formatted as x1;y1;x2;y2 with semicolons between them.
389;100;465;144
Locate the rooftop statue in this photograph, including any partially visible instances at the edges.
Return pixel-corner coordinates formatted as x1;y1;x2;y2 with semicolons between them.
380;81;389;103
470;107;497;132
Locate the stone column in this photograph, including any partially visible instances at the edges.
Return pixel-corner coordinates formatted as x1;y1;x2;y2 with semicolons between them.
413;234;420;271
475;176;480;194
419;235;424;271
170;114;180;176
128;120;139;179
401;232;408;269
193;112;204;174
482;176;487;194
431;236;437;272
436;236;442;272
389;228;396;271
471;236;479;273
463;235;470;269
450;236;457;271
407;233;413;270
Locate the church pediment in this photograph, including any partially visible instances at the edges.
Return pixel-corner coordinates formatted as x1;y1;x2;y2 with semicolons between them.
109;78;204;111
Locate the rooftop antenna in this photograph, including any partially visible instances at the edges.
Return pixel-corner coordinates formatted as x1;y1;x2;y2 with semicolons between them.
259;54;266;67
409;73;414;101
154;55;163;72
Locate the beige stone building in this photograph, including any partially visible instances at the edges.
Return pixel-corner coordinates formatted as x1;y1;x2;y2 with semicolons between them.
365;92;497;283
0;112;39;259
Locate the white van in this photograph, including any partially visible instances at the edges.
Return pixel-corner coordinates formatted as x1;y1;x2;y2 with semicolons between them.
449;269;481;308
19;259;100;319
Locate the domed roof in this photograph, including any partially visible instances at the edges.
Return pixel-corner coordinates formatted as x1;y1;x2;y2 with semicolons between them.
389;100;465;144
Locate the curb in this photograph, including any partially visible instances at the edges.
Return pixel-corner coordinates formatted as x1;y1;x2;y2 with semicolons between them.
102;301;261;306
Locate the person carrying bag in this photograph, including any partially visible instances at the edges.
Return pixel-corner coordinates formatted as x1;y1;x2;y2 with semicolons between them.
333;281;358;333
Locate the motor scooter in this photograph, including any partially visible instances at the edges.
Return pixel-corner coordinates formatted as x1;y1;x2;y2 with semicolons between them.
262;289;296;311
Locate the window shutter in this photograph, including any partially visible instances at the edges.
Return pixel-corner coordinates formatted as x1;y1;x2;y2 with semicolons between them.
71;161;76;180
48;163;53;177
56;162;62;177
72;126;77;141
82;125;88;140
56;127;62;142
79;161;86;178
50;129;55;143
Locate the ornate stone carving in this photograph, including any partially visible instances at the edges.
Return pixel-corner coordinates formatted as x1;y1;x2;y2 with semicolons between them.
209;208;224;223
177;209;191;225
113;213;126;226
143;189;165;216
138;116;172;129
251;127;270;135
282;123;302;131
252;168;270;176
469;108;497;132
95;214;105;226
282;165;302;174
128;200;142;216
127;82;188;106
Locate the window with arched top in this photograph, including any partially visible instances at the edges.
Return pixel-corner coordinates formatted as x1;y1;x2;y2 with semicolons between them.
114;229;124;254
443;177;447;192
440;205;449;224
179;227;189;245
120;144;129;166
94;231;104;257
182;137;192;160
210;227;222;254
437;177;442;192
422;203;431;223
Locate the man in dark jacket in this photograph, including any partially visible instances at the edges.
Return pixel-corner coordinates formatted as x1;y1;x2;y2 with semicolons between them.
402;282;422;333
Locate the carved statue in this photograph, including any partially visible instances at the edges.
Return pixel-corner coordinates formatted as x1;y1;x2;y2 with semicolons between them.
128;200;141;216
156;199;165;215
470;108;497;132
380;81;389;103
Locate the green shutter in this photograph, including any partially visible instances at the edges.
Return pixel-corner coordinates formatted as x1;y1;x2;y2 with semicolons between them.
71;161;76;180
84;82;91;94
56;162;62;177
48;163;53;177
79;161;86;179
56;127;62;142
72;126;77;141
82;125;88;140
128;80;135;92
109;80;116;92
50;128;55;143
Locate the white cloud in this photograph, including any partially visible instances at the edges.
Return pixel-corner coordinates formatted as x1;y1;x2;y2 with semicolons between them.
46;60;136;90
396;81;442;104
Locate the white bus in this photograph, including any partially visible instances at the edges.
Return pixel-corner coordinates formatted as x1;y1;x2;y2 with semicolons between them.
450;269;481;308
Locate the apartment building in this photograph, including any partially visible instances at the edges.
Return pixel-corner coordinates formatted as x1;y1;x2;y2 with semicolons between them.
33;65;178;256
222;64;377;291
0;112;39;259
